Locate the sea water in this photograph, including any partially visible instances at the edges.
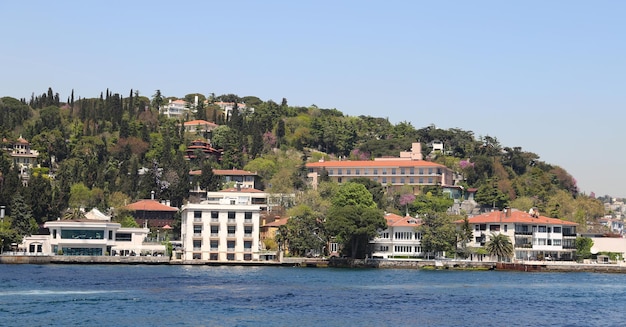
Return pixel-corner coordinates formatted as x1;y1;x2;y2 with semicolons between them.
0;264;624;326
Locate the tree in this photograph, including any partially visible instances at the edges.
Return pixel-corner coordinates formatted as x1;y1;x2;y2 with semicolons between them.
283;205;326;257
325;182;385;258
10;194;38;240
457;216;474;257
198;162;222;192
152;89;164;112
485;233;513;262
575;236;593;261
326;205;385;259
418;212;457;258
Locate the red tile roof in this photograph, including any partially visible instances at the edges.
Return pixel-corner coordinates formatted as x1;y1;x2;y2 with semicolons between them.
184;120;218;126
124;200;178;212
306;160;446;168
263;217;289;227
384;213;423;227
213;169;257;176
458;210;577;226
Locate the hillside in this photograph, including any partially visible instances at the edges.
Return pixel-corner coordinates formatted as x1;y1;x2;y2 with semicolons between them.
0;88;605;231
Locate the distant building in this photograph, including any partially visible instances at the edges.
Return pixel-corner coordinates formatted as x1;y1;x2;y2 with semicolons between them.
3;136;39;180
124;199;178;228
184;139;222;162
190;168;260;190
306;143;453;193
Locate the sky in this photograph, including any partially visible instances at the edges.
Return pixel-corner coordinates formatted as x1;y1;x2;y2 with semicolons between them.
1;1;624;197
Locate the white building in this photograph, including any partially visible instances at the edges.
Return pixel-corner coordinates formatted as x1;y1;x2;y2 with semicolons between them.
459;208;578;261
21;208;164;256
181;201;261;262
370;213;425;259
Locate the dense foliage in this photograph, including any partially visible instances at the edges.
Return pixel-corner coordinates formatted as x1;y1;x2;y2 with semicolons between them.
0;87;608;253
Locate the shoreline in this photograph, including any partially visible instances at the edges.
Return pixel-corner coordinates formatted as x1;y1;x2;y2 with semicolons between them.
3;254;626;273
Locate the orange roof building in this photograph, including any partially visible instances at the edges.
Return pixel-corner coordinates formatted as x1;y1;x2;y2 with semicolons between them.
456;208;578;262
370;213;426;259
124;199;178;228
305;143;454;194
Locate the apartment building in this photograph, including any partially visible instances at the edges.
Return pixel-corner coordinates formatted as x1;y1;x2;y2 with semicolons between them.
181;201;261;262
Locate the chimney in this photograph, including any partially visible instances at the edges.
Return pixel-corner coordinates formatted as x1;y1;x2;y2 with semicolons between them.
505;207;511;217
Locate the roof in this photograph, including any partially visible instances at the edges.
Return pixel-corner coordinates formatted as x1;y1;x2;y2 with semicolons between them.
458;210;578;226
213;169;258;176
189;169;257;176
184;120;218;126
306;160;446;168
221;187;264;193
263;217;289;227
384;213;423;227
125;200;178;212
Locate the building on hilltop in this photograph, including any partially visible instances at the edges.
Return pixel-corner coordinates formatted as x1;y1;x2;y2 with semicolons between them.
457;208;578;262
306;142;453;193
2;136;39;183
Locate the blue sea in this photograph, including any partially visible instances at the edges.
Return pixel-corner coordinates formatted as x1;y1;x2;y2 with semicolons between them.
0;264;624;327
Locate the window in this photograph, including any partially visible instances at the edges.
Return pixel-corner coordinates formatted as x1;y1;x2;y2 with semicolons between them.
210;253;218;260
244;226;253;236
553;239;562;246
346;169;351;175
489;225;500;231
328;169;334;175
373;169;378;174
244;254;252;261
553;227;562;233
228;211;235;219
227;241;235;250
391;168;396;175
337;168;343;175
194;211;202;219
536;238;547;245
428;177;433;184
379;232;389;239
414;232;422;240
210;225;219;235
409;177;414;184
363;169;368;175
244;241;252;252
400;177;405;184
538;226;547;233
244;212;252;220
53;230;57;239
418;168;424;175
382;168;387;175
108;230;113;240
382;177;387;184
394;232;413;240
410;167;415;175
227;226;236;235
419;177;424;184
227;254;235;261
210;240;218;250
391;177;396;184
61;229;105;240
116;233;132;242
193;225;202;234
193;240;202;250
193;253;202;260
211;211;219;219
400;168;405;174
428;168;433;175
378;246;389;252
394;246;412;253
504;225;508;232
355;169;360;175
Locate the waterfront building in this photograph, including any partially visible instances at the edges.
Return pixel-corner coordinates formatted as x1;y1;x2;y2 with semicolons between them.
180;200;261;262
21;208;164;256
458;208;578;261
190;168;261;190
305;143;454;193
370;213;425;259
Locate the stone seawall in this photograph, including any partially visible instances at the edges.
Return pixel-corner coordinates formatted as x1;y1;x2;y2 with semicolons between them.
0;255;169;265
329;258;496;270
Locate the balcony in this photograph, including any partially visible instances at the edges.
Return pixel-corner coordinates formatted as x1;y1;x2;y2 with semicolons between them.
227;248;235;253
244;219;253;224
515;231;533;235
244;233;253;239
193;233;203;238
194;217;202;223
210;233;219;238
244;248;252;253
193;247;201;251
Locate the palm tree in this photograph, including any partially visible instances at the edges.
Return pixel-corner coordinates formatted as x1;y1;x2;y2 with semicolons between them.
485;233;513;262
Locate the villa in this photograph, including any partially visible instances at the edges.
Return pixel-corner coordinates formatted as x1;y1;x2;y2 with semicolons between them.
370;213;425;259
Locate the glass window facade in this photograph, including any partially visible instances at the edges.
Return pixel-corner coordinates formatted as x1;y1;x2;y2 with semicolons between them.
61;229;105;240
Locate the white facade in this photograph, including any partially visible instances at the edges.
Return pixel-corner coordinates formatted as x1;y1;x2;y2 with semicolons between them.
181;202;261;262
370;213;425;259
462;209;578;261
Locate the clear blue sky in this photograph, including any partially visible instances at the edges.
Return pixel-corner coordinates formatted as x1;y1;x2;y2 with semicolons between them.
1;1;624;197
